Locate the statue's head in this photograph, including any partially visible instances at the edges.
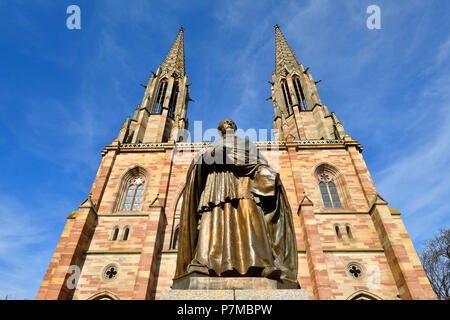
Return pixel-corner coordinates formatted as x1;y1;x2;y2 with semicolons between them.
218;119;237;136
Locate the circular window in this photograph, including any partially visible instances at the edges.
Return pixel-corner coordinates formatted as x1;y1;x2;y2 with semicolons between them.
346;262;365;280
102;263;119;281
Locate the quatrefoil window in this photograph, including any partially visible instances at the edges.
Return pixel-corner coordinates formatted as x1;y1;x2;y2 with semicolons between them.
102;264;119;281
349;265;361;278
347;263;364;280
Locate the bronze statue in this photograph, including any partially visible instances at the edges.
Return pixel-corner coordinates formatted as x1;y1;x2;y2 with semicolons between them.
174;119;298;284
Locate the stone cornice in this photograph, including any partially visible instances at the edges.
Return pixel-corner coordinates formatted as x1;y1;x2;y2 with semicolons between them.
84;250;142;255
161;249;178;254
101;139;362;154
98;213;149;217
322;248;385;253
297;248;384;253
314;211;370;215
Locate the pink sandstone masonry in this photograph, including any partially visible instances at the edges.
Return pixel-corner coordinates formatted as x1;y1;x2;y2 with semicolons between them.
36;141;436;300
36;25;436;301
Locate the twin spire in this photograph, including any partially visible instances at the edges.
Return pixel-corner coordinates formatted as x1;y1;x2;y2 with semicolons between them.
274;24;301;75
160;25;300;77
161;27;185;75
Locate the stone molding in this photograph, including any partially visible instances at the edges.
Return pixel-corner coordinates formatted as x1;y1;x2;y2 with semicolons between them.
83;250;141;255
106;139;362;153
322;248;385;253
97;213;149;217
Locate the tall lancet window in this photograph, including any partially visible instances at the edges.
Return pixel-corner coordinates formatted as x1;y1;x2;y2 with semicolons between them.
293;76;308;110
122;177;145;211
153;80;168;114
318;174;342;209
168;81;179;118
281;79;294;115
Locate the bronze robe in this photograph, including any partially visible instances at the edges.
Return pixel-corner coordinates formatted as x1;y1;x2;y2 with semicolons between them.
174;135;298;282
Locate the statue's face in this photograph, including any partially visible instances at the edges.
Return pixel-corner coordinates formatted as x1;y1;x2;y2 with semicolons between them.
218;119;237;135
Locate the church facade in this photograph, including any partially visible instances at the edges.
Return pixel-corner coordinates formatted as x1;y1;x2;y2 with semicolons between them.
36;26;435;300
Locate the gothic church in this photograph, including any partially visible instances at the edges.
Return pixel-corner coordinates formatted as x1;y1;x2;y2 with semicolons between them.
36;26;435;300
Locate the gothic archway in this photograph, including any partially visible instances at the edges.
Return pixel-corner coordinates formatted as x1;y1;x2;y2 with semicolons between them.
347;290;382;300
313;162;353;210
87;291;120;300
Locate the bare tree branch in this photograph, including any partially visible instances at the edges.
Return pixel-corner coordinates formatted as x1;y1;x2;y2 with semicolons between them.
420;228;450;300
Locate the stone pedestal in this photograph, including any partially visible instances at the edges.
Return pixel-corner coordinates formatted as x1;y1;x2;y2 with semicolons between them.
161;276;310;300
162;289;309;300
172;275;299;289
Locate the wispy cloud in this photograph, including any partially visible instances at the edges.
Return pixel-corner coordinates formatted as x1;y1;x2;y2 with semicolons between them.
374;41;450;249
0;194;67;299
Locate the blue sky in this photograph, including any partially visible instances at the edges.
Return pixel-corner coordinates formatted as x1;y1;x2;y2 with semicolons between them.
0;0;448;299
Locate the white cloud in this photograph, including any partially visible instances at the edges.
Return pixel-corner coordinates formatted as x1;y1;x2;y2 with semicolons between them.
374;50;450;248
0;194;66;299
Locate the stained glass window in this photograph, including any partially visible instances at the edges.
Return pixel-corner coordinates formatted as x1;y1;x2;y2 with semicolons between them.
132;185;144;211
121;177;145;211
319;182;332;208
328;182;342;208
319;175;342;209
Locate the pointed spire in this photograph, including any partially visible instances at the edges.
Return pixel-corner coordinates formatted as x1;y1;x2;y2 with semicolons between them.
161;27;185;75
121;116;130;129
274;24;301;75
132;105;139;121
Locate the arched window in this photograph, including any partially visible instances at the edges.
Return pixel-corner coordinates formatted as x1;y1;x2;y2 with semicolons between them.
318;174;342;208
347;290;382;300
122;227;130;241
171;225;179;249
281;79;293;115
168;81;179;118
292;76;308;110
88;291;120;300
335;225;342;239
315;163;352;210
169;188;184;250
346;225;353;239
153;79;168;114
121;177;145;211
111;227;119;241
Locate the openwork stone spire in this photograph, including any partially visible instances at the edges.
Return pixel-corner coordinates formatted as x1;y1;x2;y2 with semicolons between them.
275;24;301;75
161;27;185;75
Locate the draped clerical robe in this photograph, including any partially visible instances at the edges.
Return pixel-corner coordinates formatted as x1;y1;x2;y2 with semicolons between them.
174;133;298;283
